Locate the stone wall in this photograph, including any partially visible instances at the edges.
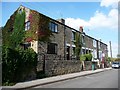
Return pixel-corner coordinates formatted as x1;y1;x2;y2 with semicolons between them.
37;54;64;72
84;61;92;70
37;53;104;77
45;60;82;77
37;54;100;77
84;61;98;70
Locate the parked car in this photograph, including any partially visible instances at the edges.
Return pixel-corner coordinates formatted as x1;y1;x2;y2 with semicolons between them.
112;62;120;68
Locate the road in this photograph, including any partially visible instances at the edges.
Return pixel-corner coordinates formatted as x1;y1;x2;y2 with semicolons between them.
33;69;118;88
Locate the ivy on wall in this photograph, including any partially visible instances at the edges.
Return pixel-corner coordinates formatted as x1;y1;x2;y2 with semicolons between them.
2;12;16;47
3;8;53;48
2;10;25;49
2;9;38;85
38;13;53;43
74;32;82;59
11;10;26;48
24;10;39;41
25;10;53;43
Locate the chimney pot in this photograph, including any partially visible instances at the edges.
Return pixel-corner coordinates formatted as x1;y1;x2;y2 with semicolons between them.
57;18;65;24
79;26;83;32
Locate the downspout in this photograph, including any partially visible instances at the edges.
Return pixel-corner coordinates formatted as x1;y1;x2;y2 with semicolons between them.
64;26;66;60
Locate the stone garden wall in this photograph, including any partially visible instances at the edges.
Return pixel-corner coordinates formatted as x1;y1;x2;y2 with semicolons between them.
37;54;105;77
45;59;82;76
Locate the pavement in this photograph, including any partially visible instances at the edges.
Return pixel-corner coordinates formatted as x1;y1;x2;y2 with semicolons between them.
2;67;112;89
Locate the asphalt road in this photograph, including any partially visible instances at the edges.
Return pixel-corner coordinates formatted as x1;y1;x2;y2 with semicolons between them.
33;69;119;88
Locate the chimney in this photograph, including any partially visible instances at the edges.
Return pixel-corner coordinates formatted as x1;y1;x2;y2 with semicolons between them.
79;26;83;32
57;18;65;24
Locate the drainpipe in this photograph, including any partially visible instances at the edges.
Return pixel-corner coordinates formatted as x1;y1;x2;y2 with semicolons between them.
43;54;45;74
64;26;66;60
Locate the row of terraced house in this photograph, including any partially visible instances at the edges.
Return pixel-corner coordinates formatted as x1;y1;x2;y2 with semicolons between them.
15;6;108;60
3;5;108;77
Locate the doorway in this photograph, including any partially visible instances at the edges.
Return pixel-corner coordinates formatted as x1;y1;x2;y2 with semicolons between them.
67;46;70;60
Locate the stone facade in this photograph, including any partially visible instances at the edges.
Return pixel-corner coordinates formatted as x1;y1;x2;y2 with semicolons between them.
17;6;108;61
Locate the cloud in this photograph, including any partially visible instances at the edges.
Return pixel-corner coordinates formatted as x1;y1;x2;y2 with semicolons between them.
100;0;119;8
65;1;118;58
65;9;118;30
65;18;90;30
89;9;118;30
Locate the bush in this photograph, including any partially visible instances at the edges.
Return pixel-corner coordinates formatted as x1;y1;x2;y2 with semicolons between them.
80;54;92;61
80;55;86;61
114;58;120;62
2;46;37;85
85;54;92;61
106;57;111;62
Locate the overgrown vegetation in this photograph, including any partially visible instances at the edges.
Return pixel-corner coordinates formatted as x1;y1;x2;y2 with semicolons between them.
2;8;54;86
80;54;92;61
113;58;120;62
2;9;38;86
38;13;53;42
80;54;86;61
2;46;37;85
106;57;111;62
74;32;82;59
2;10;25;49
2;12;16;47
25;10;53;43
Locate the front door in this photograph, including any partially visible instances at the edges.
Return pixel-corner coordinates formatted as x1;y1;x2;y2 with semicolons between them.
67;46;70;60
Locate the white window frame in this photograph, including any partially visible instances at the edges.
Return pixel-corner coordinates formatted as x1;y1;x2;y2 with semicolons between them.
25;21;30;31
49;22;58;33
93;39;96;47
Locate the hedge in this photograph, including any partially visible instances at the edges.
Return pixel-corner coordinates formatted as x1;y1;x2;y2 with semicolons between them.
2;46;37;85
80;53;92;61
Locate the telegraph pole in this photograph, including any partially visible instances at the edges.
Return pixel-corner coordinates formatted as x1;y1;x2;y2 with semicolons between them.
109;41;112;58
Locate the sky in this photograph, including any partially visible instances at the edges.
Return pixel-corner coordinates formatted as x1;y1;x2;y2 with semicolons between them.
1;0;119;58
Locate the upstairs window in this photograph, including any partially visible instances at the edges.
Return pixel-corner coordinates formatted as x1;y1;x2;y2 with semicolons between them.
49;22;58;33
47;43;57;54
25;21;30;31
72;31;75;41
98;42;101;49
82;35;85;45
93;39;96;47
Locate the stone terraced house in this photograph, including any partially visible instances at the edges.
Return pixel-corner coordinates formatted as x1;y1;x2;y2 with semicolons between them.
2;5;108;76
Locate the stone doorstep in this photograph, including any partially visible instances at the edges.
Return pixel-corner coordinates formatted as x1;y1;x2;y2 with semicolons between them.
2;68;112;89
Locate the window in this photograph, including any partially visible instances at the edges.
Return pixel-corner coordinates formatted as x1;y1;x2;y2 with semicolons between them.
47;43;57;54
18;9;22;14
72;31;75;41
86;49;89;54
98;42;101;49
92;50;97;58
49;22;58;33
25;21;30;31
72;47;75;55
82;35;85;45
20;43;31;50
93;39;96;47
99;51;102;60
82;49;86;54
